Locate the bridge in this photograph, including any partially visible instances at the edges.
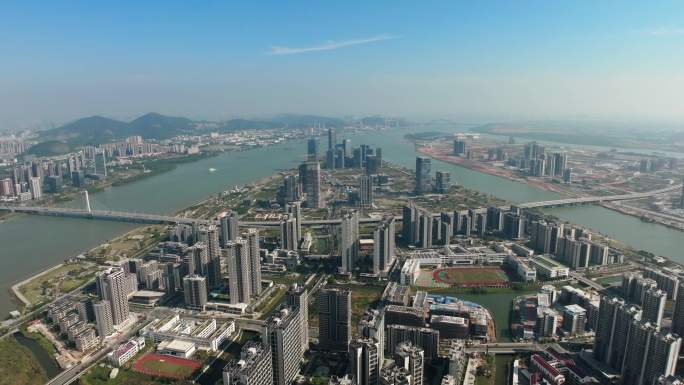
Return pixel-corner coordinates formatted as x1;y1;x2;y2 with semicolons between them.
515;184;681;209
465;342;542;354
1;184;679;226
0;206;215;226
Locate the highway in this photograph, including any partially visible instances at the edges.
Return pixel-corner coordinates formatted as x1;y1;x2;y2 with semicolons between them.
514;184;681;209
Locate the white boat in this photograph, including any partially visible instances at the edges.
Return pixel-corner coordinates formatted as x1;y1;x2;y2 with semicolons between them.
209;168;217;172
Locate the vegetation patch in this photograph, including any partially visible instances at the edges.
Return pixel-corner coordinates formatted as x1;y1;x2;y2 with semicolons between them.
0;337;48;385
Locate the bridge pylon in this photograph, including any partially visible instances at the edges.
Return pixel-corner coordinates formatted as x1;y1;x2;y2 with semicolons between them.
84;190;92;213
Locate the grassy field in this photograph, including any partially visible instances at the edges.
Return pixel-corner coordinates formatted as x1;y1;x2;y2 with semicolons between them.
86;225;165;262
256;285;287;319
19;263;97;305
0;337;48;385
80;365;193;385
433;267;509;286
349;284;385;331
262;272;306;286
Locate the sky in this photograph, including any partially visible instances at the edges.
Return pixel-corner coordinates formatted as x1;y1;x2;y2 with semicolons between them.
1;1;684;129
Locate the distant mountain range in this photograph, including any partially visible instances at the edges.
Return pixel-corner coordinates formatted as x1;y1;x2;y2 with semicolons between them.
28;112;405;156
37;113;196;147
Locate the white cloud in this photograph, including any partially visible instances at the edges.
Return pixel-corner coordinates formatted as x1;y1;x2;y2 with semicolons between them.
647;27;684;36
268;34;398;55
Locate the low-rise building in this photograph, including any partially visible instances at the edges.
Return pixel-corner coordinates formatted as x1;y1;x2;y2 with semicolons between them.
108;337;146;367
143;314;235;351
75;328;99;352
530;255;569;279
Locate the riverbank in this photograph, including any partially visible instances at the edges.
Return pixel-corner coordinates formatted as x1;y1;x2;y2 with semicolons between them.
415;144;684;237
416;145;573;196
10;263;66;307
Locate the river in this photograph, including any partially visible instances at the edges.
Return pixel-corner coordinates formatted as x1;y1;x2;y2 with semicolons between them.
1;128;684;317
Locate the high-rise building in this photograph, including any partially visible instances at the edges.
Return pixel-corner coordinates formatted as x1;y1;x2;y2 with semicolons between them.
485;207;503;232
671;282;684;336
223;341;273;385
349;338;380;385
385;325;439;362
366;155;380;174
359;309;385;365
622;322;681;385
280;175;301;204
286;284;309;353
245;229;262;297
301;161;323;208
643;268;680;299
340;211;360;274
593;297;642;371
402;203;419;245
402;203;432;247
29;176;42;199
417;213;432;248
503;211;524;239
319;287;351;351
328;127;336;150
453;139;466;156
552;153;567;177
435;171;450;194
198;225;222;288
359;175;373;206
183;275;208;310
380;366;412;385
642;288;667;327
97;268;130;326
265;308;302;385
220;211;239;247
0;178;13;196
280;215;299;251
561;304;587;336
93;301;114;338
94;150;107;177
286;202;302;246
163;262;182;294
394;342;424;385
373;217;396;276
536;308;559;338
415;157;432;194
225;238;252;304
187;242;209;276
307;138;319;160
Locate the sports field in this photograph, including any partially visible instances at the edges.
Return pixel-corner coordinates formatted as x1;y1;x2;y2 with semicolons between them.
432;267;509;288
133;353;201;379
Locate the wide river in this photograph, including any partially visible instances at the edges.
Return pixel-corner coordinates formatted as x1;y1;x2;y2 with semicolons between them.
1;129;683;316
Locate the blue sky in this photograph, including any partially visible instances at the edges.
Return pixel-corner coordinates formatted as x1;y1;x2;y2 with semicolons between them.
1;1;683;128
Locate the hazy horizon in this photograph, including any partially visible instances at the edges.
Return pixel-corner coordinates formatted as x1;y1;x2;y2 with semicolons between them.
2;1;684;130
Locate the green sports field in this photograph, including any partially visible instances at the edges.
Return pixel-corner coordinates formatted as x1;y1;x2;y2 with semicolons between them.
432;267;509;287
